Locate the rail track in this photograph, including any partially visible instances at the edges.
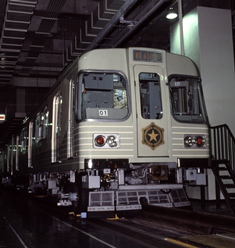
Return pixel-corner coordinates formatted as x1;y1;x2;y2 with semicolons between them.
141;204;235;234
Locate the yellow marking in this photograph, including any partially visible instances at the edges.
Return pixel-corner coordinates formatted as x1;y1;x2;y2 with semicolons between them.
107;214;119;221
35;195;47;198
165;238;198;248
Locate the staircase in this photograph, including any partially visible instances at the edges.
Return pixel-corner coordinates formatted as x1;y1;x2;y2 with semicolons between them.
211;159;235;213
210;124;235;213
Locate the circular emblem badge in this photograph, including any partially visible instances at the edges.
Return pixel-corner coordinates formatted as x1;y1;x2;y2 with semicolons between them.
142;122;164;150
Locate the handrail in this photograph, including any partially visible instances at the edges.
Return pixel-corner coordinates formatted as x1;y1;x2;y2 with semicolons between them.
210;124;235;171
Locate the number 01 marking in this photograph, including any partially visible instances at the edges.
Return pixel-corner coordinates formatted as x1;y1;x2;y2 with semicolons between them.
99;110;108;116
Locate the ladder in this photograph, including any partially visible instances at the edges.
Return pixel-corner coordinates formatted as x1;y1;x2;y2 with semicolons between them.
211;159;235;214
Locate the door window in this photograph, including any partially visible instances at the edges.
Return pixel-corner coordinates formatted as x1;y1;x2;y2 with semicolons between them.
139;73;163;119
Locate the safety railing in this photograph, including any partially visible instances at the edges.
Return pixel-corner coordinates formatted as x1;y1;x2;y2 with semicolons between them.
210;124;235;171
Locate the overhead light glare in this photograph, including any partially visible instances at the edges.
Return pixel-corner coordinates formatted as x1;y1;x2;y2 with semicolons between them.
166;7;178;19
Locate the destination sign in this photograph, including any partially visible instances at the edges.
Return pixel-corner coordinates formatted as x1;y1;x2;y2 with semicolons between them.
133;50;162;62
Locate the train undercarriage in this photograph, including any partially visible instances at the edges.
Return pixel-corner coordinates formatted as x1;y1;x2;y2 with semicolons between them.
21;161;206;218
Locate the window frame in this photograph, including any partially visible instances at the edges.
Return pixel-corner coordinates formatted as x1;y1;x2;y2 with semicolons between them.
34;106;49;142
168;75;207;124
75;70;130;122
139;72;163;120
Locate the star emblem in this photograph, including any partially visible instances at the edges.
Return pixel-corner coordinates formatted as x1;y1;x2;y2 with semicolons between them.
142;122;164;150
147;130;159;142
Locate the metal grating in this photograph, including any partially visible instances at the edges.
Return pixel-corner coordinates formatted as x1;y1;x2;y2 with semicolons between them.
116;188;190;208
89;191;114;207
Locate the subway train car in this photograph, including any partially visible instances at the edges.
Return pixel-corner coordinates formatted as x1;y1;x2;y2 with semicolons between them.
2;48;210;218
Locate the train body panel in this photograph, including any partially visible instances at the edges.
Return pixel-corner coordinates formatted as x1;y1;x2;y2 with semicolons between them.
171;123;209;158
1;47;210;218
76;122;135;167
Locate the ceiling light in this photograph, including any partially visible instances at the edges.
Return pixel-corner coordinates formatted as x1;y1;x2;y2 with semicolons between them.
166;7;178;19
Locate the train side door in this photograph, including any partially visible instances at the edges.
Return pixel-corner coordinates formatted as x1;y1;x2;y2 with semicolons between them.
134;65;169;157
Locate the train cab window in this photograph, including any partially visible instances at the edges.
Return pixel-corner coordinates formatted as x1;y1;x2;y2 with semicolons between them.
169;77;206;123
139;73;163;119
77;72;128;120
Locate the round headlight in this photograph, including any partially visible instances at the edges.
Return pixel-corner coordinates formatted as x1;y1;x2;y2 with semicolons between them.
184;136;193;147
107;135;117;147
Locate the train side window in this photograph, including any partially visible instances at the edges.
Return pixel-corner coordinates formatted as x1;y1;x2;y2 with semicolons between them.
35;114;40;142
169;77;206;123
19;127;28;153
35;107;49;142
52;93;62;163
76;72;128;120
55;95;62;137
139;73;163;119
67;79;74;159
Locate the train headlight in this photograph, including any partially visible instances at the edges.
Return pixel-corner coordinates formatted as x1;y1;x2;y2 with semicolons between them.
107;135;118;147
184;136;194;147
184;135;206;148
94;134;119;148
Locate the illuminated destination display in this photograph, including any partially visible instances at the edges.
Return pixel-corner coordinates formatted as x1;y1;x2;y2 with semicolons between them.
133;50;162;62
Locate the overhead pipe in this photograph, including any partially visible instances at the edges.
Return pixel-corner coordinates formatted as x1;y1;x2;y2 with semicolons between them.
113;0;167;48
86;0;140;51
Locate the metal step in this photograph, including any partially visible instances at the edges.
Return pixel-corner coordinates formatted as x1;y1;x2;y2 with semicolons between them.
220;175;232;180
224;183;235;188
228;193;235;198
212;159;235;214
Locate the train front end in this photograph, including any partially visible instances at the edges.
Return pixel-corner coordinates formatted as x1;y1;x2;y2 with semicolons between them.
73;48;209;218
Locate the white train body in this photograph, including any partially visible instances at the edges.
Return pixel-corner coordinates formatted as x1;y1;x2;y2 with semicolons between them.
3;48;209;218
